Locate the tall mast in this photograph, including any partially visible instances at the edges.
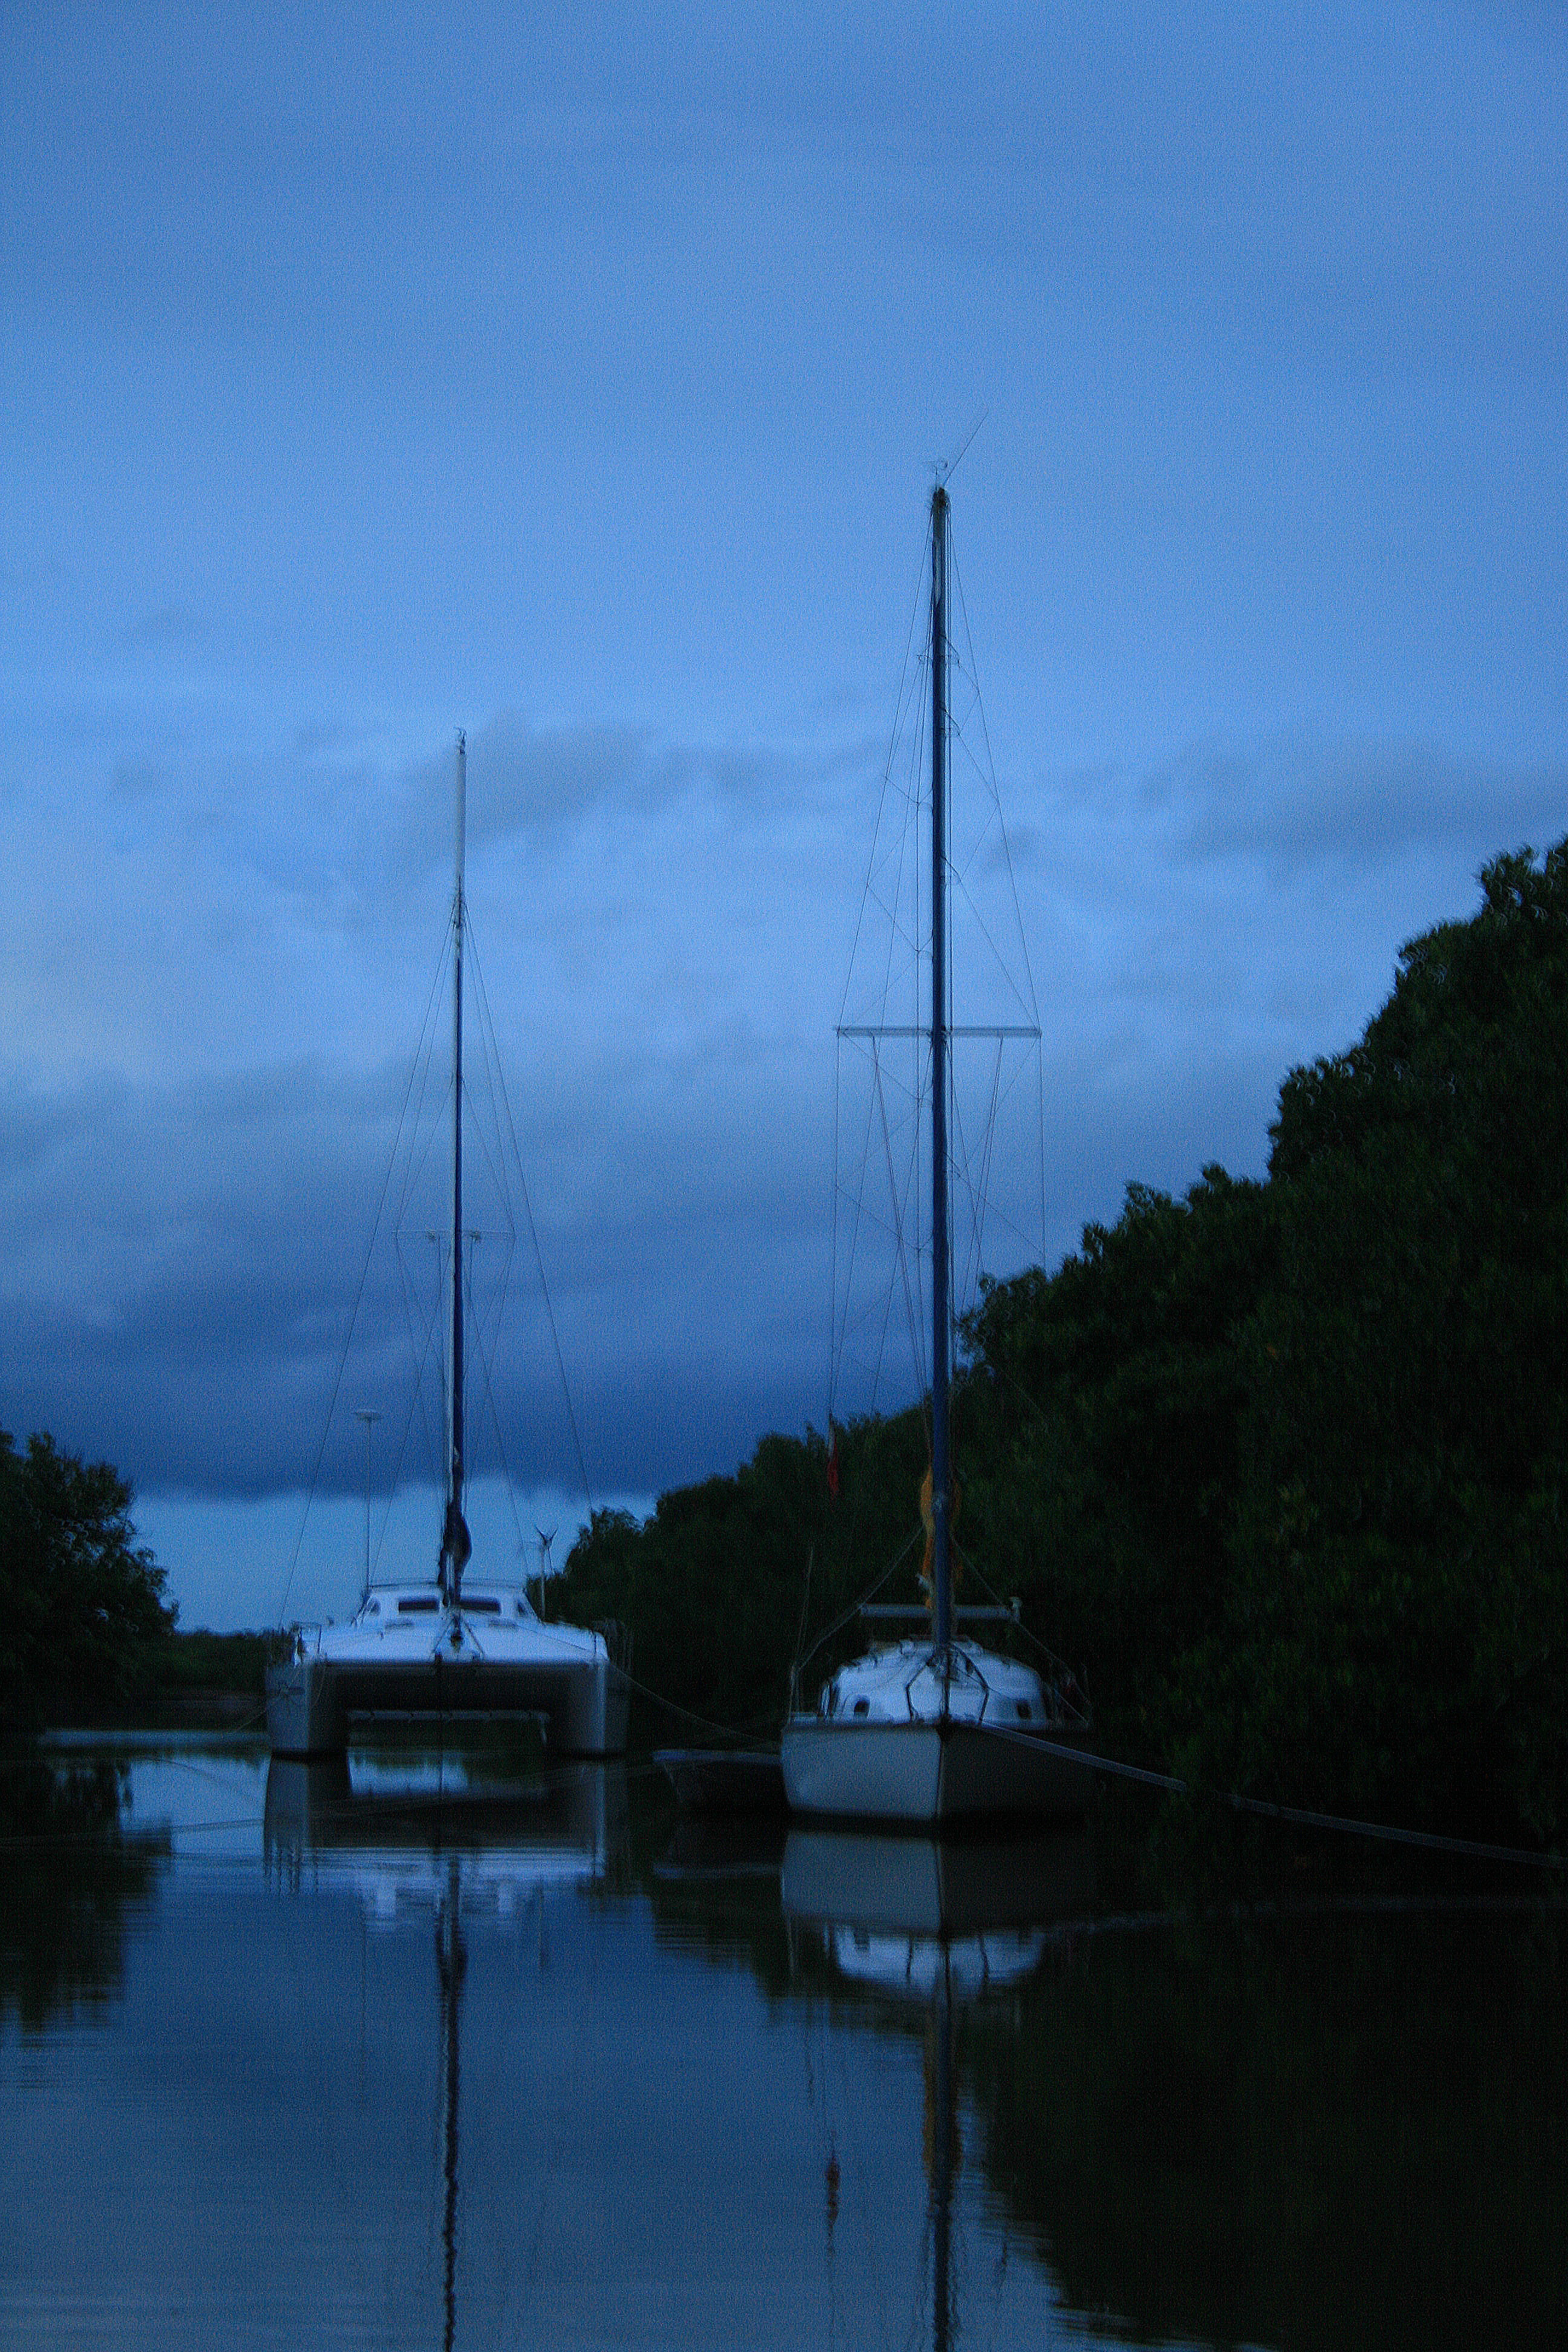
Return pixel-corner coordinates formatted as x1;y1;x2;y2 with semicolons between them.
930;485;952;1655
442;730;471;1602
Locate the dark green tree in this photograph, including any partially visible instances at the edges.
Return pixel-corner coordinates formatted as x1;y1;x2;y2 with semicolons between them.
1201;842;1568;1833
957;1166;1276;1753
0;1431;175;1737
957;840;1568;1838
558;839;1568;1842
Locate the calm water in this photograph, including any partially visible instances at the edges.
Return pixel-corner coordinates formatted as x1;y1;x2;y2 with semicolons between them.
2;1739;1564;2350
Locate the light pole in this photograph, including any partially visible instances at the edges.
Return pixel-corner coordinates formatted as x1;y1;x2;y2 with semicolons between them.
354;1410;382;1598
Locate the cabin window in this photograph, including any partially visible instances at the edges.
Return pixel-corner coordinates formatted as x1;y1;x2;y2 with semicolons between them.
1016;1699;1033;1720
463;1596;501;1614
397;1596;440;1615
852;1697;870;1718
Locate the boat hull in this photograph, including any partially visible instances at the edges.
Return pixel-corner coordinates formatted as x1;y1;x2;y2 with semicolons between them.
779;1717;1095;1826
266;1651;630;1760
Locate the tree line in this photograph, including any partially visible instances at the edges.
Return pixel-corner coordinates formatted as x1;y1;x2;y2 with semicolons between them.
8;838;1566;1841
0;1432;175;1736
0;1434;269;1737
561;839;1568;1844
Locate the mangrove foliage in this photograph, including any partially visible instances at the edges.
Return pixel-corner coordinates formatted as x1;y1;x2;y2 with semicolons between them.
561;840;1568;1844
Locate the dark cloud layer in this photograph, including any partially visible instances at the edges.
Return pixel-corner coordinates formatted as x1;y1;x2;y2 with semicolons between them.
0;1034;836;1500
4;7;1566;1624
4;714;1560;1534
1151;739;1568;876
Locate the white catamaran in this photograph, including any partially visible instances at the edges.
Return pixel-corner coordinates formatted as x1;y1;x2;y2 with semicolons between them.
780;485;1094;1825
266;735;630;1760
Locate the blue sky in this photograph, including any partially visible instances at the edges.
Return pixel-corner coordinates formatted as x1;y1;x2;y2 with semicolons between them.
3;3;1566;1627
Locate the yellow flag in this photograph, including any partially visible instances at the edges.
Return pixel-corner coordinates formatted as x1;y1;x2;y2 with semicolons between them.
918;1467;962;1612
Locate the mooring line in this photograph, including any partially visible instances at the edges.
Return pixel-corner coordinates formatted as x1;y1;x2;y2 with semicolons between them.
1007;1726;1564;1869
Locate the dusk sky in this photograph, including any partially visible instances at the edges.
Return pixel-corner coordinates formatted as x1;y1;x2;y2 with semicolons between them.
3;3;1565;1628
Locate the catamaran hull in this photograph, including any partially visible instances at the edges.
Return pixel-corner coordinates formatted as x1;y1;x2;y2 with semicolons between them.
779;1717;1096;1825
266;1653;630;1760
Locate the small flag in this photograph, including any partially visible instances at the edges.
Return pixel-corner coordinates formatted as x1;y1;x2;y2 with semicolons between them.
826;1430;840;1499
442;1498;472;1575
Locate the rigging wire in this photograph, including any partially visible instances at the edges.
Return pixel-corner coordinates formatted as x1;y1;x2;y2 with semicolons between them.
874;1046;929;1409
391;1220;447;1519
829;498;1050;1443
394;935;455;1238
836;543;930;1034
459;988;533;1511
949;1037;1005;1322
276;939;451;1627
792;1522;923;1687
466;921;595;1526
278;860;598;1619
385;975;459;1530
832;558;931;1434
460;1231;535;1587
949;527;1041;1027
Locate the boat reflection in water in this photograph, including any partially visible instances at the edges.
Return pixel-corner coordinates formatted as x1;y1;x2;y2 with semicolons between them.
783;1826;1094;2352
263;1753;628;2351
263;1750;628;1907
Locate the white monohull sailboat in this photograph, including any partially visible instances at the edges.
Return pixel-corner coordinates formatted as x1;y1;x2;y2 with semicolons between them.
266;736;629;1760
780;486;1094;1824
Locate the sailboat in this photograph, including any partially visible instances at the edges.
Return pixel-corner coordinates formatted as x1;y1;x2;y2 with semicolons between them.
266;735;630;1761
780;485;1094;1824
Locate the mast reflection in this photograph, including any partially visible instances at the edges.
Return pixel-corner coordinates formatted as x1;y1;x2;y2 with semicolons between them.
436;1853;463;2352
264;1753;628;2347
782;1826;1093;2351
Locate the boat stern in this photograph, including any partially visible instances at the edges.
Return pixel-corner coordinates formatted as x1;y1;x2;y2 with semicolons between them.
265;1648;347;1759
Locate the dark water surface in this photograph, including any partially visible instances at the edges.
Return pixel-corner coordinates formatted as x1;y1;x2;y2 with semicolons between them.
2;1738;1564;2349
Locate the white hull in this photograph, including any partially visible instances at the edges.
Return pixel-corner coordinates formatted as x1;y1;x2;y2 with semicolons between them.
780;1716;1095;1825
267;1630;629;1759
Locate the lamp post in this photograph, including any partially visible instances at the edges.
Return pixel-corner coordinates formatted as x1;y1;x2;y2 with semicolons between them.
354;1410;382;1599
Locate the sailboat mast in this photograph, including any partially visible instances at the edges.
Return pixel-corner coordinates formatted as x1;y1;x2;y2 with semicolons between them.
446;730;467;1598
930;485;952;1654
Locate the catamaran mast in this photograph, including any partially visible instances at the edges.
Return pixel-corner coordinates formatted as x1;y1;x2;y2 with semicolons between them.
442;730;470;1602
930;484;952;1655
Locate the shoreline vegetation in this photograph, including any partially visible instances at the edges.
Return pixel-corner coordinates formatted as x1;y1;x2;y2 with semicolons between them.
5;840;1566;1847
563;838;1568;1849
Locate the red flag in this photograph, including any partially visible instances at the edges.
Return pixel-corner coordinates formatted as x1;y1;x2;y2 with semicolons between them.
826;1431;840;1498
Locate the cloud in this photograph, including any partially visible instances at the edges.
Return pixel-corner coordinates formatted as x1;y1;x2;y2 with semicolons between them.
1146;736;1568;878
388;719;649;877
6;717;1560;1526
381;716;871;883
5;3;1567;1632
0;1021;841;1503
